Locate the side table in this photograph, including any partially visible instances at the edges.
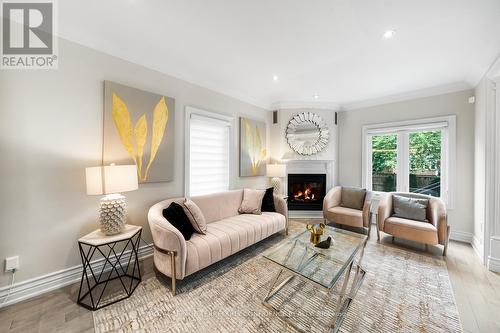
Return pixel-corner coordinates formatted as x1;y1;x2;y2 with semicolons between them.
77;225;142;311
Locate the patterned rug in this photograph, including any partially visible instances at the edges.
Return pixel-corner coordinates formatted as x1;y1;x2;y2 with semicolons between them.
93;221;462;332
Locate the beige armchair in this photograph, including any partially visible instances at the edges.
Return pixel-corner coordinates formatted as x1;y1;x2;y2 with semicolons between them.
377;192;450;255
323;186;371;233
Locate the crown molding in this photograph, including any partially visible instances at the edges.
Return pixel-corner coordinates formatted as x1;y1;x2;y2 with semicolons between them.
269;82;473;112
338;82;472;111
270;101;341;111
60;37;272;111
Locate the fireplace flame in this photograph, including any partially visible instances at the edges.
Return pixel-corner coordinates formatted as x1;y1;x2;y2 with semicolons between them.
293;186;316;201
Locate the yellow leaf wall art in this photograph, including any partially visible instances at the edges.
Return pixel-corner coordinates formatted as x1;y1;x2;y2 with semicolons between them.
103;81;175;183
134;114;148;180
145;97;168;181
240;117;267;176
111;94;137;165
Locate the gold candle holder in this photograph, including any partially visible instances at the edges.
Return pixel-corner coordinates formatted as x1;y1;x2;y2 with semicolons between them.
306;223;325;245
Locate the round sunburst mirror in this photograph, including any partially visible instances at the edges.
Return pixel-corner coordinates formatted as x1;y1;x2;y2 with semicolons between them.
286;112;329;156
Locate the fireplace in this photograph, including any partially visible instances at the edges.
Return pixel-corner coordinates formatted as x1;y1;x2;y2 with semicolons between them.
287;174;326;211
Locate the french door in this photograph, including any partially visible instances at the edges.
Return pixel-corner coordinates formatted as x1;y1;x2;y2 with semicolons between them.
364;121;450;203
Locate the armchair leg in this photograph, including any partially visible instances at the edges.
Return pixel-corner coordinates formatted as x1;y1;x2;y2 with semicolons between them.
373;213;381;242
443;225;451;256
170;251;177;296
366;212;371;239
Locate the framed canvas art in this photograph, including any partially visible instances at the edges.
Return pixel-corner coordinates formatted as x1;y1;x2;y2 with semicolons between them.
103;81;175;183
239;117;267;176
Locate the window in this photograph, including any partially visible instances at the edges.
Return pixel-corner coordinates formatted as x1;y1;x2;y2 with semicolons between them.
186;108;232;196
362;116;456;207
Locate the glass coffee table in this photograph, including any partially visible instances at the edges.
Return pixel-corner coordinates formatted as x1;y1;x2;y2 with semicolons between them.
262;225;368;333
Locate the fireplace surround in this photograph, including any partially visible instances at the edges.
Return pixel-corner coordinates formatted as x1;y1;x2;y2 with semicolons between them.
287;173;327;211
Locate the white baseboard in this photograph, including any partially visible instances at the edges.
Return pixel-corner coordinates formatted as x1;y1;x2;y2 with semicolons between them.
488;236;500;272
289;210;323;219
0;243;154;308
487;256;500;273
449;230;473;243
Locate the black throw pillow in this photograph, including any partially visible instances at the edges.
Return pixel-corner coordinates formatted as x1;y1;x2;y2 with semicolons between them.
162;202;195;240
261;187;276;212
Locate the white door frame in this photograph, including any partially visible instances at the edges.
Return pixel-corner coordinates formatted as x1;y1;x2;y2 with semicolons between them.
486;77;500;271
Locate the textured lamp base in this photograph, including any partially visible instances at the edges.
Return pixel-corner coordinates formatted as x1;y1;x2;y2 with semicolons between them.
99;194;126;235
271;177;282;195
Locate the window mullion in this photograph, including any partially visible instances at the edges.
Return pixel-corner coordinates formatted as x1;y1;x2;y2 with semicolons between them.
440;128;448;203
396;132;410;192
366;134;373;190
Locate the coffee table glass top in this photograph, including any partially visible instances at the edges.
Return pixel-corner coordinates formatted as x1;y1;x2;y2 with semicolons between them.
263;225;367;289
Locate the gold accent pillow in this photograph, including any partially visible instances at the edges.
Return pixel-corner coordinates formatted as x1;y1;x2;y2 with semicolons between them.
183;199;207;234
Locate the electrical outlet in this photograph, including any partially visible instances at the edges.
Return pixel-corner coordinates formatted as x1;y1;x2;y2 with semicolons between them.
5;256;19;272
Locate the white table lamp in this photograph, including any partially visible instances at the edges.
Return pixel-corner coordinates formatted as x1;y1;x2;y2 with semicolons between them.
86;164;138;235
266;164;287;194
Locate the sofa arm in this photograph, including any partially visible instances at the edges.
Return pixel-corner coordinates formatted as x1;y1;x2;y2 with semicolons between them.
376;192;392;231
362;191;373;228
428;197;448;245
273;194;288;232
148;200;188;280
323;186;342;218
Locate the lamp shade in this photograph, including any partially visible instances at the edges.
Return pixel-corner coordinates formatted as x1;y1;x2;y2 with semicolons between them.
266;164;286;178
86;164;138;195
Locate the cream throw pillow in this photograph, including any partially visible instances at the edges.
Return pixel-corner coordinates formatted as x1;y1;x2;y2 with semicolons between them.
183;199;207;234
238;188;266;215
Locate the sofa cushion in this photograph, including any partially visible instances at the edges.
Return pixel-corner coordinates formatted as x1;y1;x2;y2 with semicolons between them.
239;188;266;214
392;195;428;222
340;187;366;210
183;199;207;234
326;206;363;228
261;187;276;212
184;212;285;275
385;216;438;245
191;190;243;223
162;202;195;240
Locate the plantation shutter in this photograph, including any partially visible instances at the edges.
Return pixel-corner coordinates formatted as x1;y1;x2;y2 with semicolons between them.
189;114;231;196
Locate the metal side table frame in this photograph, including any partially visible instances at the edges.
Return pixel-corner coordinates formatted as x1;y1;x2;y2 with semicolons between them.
77;225;142;311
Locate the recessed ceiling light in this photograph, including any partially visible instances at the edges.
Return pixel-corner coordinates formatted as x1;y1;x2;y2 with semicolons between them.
383;30;396;39
313;93;319;100
272;75;279;81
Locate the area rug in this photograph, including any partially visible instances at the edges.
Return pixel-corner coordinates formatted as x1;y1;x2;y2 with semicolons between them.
93;221;462;332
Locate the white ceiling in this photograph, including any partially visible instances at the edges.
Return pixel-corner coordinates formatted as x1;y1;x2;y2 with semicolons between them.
59;0;500;110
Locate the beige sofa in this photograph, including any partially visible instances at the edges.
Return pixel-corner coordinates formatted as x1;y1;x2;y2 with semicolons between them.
148;189;288;295
323;186;371;232
377;192;450;255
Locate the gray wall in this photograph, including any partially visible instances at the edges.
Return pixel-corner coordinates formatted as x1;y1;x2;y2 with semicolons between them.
0;38;270;286
338;90;475;236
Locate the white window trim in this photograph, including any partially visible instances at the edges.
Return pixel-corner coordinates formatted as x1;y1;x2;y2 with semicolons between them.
184;106;234;197
361;115;456;209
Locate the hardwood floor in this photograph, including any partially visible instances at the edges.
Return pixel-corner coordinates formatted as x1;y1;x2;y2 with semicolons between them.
1;221;499;333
